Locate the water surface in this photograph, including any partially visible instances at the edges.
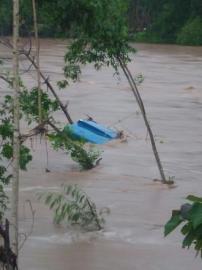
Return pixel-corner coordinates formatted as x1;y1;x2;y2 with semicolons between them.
0;40;202;270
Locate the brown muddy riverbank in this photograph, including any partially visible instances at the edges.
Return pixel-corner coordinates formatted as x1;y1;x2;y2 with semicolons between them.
1;40;202;269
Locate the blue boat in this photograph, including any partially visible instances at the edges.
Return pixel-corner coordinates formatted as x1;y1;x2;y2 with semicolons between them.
64;120;118;144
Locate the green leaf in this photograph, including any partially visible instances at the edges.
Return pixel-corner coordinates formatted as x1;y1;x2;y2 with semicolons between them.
0;120;13;139
181;223;192;235
189;203;202;229
164;211;183;236
187;195;202;203
40;184;104;230
0;166;6;177
20;145;32;170
182;229;196;248
1;143;13;159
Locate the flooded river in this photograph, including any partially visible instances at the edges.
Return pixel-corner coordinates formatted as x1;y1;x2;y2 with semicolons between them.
1;40;202;269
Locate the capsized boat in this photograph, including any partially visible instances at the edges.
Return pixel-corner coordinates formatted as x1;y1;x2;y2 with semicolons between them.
64;119;118;144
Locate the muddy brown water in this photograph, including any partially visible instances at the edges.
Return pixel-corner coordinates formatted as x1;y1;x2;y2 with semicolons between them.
1;40;202;269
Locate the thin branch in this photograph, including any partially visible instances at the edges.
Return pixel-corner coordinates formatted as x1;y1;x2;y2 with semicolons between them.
46;119;61;133
20;61;34;75
32;0;42;123
19;200;35;251
0;38;13;49
118;57;167;184
0;75;12;85
0;37;74;124
20;121;48;143
25;53;73;124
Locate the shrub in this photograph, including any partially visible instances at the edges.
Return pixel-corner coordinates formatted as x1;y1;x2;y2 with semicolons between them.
177;17;202;45
39;184;106;230
48;132;101;170
131;31;164;44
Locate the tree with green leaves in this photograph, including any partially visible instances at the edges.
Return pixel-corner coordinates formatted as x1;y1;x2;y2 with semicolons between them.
1;0;202;45
62;0;168;183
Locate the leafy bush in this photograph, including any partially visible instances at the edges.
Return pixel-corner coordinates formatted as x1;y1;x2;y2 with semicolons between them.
132;31;163;43
0;95;33;172
165;195;202;257
49;132;101;170
20;87;59;124
64;0;134;73
177;17;202;45
39;184;106;230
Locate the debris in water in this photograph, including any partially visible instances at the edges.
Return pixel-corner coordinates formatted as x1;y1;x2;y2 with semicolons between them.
64;119;119;144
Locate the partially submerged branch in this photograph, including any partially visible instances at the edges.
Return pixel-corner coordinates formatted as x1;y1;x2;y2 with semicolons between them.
20;121;48;143
23;53;73;124
118;57;168;184
0;37;74;124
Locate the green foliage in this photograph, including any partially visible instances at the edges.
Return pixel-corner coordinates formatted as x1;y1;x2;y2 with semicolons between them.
0;120;13;140
57;80;69;90
39;184;105;230
0;95;33;171
0;93;33;220
131;31;163;44
63;65;81;82
129;0;202;45
177;17;202;45
134;73;144;85
20;87;59;124
1;0;202;45
165;195;202;257
164;210;183;237
19;145;32;170
0;0;12;35
49;132;101;170
64;0;134;73
0;184;8;222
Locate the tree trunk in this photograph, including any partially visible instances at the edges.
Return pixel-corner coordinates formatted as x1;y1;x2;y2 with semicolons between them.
11;0;20;257
32;0;42;123
118;58;167;183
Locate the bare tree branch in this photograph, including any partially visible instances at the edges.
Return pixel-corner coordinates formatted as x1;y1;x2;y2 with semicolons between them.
118;57;168;184
0;75;12;85
20;121;48;143
0;37;74;124
19;200;35;251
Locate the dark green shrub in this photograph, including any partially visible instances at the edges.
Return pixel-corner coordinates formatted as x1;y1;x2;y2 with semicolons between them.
132;31;163;43
177;17;202;45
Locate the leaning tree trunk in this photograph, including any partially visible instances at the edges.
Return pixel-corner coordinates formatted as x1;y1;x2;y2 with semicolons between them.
11;0;20;257
118;58;167;184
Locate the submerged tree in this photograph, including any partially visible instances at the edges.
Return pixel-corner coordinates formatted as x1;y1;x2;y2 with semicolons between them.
63;0;169;183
